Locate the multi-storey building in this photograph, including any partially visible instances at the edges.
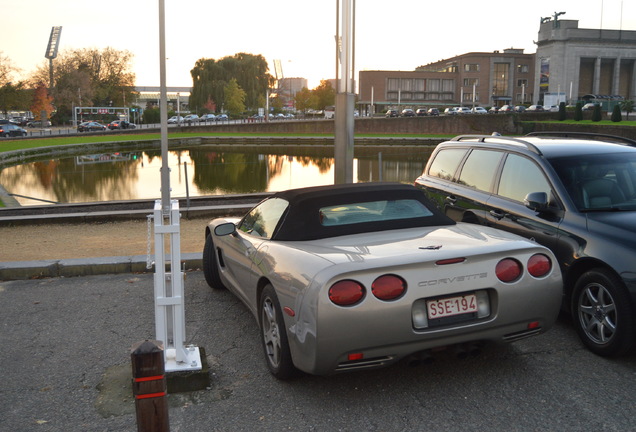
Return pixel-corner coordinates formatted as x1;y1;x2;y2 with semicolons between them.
358;15;636;114
535;16;636;107
358;48;535;114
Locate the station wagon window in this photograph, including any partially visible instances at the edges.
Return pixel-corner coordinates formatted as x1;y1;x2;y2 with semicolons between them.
457;150;503;192
319;199;433;226
428;148;467;180
239;197;289;238
497;154;551;202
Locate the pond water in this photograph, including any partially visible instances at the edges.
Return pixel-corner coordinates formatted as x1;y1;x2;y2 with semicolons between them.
0;145;433;206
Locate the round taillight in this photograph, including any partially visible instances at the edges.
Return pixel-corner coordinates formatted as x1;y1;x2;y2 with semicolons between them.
372;274;407;301
527;254;552;278
496;258;522;283
329;280;365;306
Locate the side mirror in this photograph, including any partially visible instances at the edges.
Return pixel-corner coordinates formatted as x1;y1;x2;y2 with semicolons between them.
214;222;237;236
524;192;549;212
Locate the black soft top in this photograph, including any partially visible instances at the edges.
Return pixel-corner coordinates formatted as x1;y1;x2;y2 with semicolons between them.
269;182;455;241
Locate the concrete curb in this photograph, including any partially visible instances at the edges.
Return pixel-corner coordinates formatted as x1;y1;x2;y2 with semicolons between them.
0;252;203;281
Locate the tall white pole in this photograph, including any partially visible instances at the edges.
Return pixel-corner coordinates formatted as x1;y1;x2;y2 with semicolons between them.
154;0;202;374
158;0;170;214
334;0;355;184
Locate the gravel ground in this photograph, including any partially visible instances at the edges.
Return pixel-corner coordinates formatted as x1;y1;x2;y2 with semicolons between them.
0;216;210;262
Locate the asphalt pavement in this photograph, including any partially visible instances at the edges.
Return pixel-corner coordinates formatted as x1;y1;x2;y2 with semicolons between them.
2;270;636;431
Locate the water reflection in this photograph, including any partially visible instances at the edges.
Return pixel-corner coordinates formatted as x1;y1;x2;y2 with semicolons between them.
0;147;431;206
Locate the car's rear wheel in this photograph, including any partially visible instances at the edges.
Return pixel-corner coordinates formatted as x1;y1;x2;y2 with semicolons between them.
572;268;634;356
260;284;297;380
202;234;226;290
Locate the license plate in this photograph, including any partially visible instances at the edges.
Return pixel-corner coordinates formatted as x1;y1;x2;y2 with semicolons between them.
427;294;478;319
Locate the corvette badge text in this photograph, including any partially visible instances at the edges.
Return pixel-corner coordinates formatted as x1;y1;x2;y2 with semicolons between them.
418;273;487;287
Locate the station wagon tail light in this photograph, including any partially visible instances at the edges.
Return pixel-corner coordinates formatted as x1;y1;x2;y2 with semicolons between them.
329;280;365;306
527;254;552;278
496;258;522;283
372;274;407;301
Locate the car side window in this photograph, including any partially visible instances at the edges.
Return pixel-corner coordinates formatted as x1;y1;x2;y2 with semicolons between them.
457;149;503;192
498;154;552;202
427;148;467;180
238;198;289;239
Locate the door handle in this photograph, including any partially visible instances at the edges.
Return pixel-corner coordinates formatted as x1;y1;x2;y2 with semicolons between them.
445;195;457;204
489;209;505;219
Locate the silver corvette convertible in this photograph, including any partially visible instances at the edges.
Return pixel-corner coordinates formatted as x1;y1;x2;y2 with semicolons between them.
203;183;563;379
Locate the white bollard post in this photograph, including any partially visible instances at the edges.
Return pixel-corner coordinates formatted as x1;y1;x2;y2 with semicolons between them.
152;199;202;372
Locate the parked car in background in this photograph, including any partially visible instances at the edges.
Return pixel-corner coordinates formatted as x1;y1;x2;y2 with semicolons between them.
26;120;52;128
385;109;398;118
546;105;560;112
107;120;135;130
583;103;599;111
513;105;526;113
199;114;216;122
456;107;472;115
488;107;499;114
415;132;636;357
526;105;545;112
471;107;488;114
183;114;200;124
427;108;440;116
401;108;416;117
77;121;107;132
167;115;184;124
415;108;428;116
444;107;458;115
203;182;562;378
0;123;27;137
215;114;229;121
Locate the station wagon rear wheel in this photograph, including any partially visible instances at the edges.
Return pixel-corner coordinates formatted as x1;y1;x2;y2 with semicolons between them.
572;269;634;356
260;284;297;379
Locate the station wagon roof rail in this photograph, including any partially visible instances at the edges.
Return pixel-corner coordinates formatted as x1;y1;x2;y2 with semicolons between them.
450;134;542;155
525;131;636;147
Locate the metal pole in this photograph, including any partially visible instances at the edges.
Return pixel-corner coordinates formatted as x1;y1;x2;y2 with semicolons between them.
334;0;355;184
158;0;171;215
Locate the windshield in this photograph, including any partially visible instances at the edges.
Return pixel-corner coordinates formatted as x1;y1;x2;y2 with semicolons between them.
549;152;636;211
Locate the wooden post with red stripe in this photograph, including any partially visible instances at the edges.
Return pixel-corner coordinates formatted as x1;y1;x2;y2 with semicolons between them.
131;340;169;432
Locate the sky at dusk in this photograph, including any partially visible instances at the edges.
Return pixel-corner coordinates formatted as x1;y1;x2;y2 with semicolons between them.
2;0;635;90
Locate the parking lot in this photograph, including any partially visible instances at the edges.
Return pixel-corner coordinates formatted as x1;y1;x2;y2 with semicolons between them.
1;271;635;431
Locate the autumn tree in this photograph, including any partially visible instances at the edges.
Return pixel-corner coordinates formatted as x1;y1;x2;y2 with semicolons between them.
30;47;136;123
312;80;336;110
224;78;246;116
30;82;55;120
0;52;30;117
294;87;316;113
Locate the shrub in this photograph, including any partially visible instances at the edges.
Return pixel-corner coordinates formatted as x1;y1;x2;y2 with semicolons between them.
592;104;603;122
611;104;622;122
558;102;566;121
574;102;583;121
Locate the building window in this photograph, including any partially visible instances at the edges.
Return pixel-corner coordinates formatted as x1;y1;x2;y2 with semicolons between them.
413;92;425;100
517;64;529;73
428;79;440;92
413;79;425;92
493;63;509;97
463;92;479;102
401;79;413;91
387;78;399;92
464;64;480;72
517;79;528;88
441;79;455;92
463;78;479;86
